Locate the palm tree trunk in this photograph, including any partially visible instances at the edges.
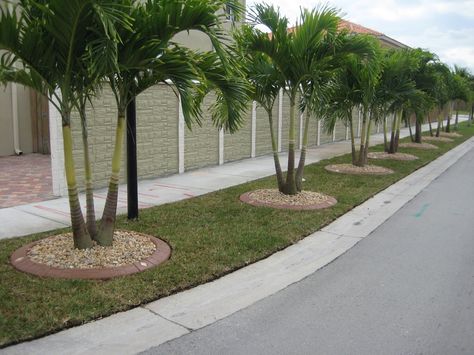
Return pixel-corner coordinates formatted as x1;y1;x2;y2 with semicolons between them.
388;111;397;154
296;109;311;192
283;95;297;195
267;108;284;192
455;109;459;130
415;113;422;143
79;104;98;240
383;115;389;152
349;115;357;164
357;106;368;166
62;122;93;250
394;111;402;152
428;113;433;136
446;103;452;133
407;112;414;142
389;110;401;154
467;102;474;127
363;119;372;166
436;108;442;137
98;112;126;246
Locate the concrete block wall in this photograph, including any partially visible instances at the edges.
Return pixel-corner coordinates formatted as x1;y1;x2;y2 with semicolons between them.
50;86;369;195
224;108;251;162
185;94;220;170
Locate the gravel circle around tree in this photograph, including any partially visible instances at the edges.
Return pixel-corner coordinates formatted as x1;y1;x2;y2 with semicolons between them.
399;142;439;150
368;152;419;161
325;163;394;175
422;136;454;143
438;131;462;138
240;189;337;210
10;231;171;279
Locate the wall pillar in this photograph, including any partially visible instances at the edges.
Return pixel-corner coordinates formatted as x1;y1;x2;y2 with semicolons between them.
49;98;67;196
317;119;321;146
219;128;225;165
251;101;256;158
178;94;185;173
299;111;304;150
278;89;283;152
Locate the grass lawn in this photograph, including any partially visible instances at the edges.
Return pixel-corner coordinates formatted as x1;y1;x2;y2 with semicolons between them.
1;122;473;347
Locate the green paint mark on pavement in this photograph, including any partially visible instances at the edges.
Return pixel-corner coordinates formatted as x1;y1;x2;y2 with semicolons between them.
414;203;430;218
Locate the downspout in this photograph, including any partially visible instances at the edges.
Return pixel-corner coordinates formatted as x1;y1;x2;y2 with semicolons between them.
11;82;23;155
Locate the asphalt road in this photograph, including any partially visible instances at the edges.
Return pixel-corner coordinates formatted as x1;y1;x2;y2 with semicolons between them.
142;147;474;355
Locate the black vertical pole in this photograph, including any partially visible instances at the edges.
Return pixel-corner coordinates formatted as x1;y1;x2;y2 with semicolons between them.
126;98;139;219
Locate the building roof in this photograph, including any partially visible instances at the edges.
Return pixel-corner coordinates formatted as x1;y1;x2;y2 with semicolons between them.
286;19;408;49
338;19;382;36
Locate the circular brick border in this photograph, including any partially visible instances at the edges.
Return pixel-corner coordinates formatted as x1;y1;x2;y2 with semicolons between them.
240;190;337;210
10;233;171;280
325;164;394;176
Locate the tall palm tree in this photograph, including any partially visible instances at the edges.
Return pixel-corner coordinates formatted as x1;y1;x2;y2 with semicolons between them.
234;27;285;189
243;4;374;194
97;0;249;245
0;0;130;249
322;35;381;166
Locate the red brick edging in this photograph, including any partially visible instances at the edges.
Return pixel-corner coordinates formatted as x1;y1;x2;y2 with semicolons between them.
10;234;171;280
239;191;337;210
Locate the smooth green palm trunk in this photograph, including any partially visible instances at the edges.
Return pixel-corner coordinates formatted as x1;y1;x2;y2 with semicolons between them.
357;107;369;166
349;115;357;164
383;115;389;152
296;109;311;192
267;109;284;192
98;113;126;246
283;96;297;195
62;123;93;250
79;106;98;240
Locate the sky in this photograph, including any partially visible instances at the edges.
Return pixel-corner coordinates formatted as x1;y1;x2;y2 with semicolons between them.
246;0;474;73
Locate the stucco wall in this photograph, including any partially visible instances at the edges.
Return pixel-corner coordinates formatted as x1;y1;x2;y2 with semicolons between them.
0;84;33;156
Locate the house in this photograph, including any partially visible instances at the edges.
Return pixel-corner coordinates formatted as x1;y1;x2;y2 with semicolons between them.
338;19;409;49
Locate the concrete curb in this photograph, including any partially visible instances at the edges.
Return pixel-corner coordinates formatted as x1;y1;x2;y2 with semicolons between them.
4;136;473;355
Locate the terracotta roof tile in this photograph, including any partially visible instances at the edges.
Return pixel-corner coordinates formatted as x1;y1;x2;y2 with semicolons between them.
338;19;383;36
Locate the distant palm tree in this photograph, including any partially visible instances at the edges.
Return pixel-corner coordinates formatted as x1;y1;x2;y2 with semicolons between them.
323;35;381;166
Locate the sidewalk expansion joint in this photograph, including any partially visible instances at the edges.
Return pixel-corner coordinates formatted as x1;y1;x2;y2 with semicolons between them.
141;306;194;332
14;208;69;226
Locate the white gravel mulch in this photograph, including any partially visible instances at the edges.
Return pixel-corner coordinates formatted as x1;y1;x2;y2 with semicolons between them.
422;136;454;143
325;163;394;175
399;142;439;150
247;189;332;207
438;131;462;138
27;230;156;269
368;152;419;161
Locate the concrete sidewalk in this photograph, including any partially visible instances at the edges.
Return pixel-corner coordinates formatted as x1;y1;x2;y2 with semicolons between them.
0;118;463;241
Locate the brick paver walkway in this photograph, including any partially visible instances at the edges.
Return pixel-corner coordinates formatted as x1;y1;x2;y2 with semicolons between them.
0;154;55;208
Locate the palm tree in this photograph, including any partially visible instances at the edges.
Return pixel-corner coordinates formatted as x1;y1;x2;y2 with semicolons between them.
1;0;248;248
322;35;381;166
451;66;471;130
234;29;285;189
243;4;374;194
97;0;249;245
0;0;130;249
